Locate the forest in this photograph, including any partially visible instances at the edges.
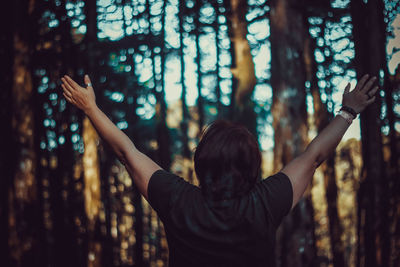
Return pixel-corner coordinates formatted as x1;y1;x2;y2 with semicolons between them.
0;0;399;266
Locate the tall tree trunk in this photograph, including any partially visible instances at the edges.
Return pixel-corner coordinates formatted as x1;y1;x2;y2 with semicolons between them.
226;0;257;134
178;0;191;158
143;2;168;263
214;0;222;115
125;57;145;267
350;0;389;266
82;117;102;267
48;1;82;266
157;0;171;171
83;1;103;266
269;0;317;265
389;68;400;266
9;0;38;265
30;2;50;263
98;149;114;267
304;26;345;266
194;0;205;133
0;0;16;265
83;1;117;266
383;14;400;267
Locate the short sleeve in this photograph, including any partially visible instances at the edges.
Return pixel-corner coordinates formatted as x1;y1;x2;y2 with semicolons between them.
258;172;293;227
147;169;189;220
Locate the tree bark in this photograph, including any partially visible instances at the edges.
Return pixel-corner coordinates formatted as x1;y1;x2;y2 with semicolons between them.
194;0;205;133
269;0;317;265
389;67;400;267
8;0;39;265
214;1;223;115
0;0;16;265
225;0;258;135
155;0;172;172
178;0;191;158
82;117;102;267
304;26;345;266
350;0;390;266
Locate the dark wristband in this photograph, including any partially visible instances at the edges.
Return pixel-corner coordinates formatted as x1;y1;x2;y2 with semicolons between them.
340;106;357;117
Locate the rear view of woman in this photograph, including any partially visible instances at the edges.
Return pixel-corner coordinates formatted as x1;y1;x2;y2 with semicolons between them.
61;74;377;266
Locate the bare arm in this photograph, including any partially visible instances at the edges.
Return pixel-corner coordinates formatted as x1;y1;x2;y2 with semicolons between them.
281;74;379;210
61;75;161;200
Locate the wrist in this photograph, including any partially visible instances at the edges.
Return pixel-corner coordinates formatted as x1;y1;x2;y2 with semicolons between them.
337;110;354;124
84;103;98;116
340;105;357;117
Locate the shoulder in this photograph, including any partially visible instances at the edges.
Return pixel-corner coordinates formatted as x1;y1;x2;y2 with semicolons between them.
148;169;192;193
254;172;292;193
252;172;293;227
147;169;197;219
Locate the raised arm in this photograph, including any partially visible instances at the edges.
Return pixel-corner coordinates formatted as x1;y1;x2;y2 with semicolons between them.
61;75;161;200
281;74;378;210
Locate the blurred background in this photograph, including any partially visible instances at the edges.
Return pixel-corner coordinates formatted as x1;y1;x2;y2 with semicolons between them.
0;0;399;266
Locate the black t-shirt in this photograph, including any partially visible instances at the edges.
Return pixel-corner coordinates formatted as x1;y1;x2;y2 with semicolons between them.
148;169;293;267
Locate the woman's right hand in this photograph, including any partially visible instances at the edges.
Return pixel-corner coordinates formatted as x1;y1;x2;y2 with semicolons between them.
342;74;379;114
61;74;97;114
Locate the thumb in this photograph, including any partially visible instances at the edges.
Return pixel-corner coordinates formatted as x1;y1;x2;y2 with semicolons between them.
344;82;350;94
84;74;92;87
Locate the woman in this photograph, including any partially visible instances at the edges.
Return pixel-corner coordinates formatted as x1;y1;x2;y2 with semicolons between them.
61;74;377;266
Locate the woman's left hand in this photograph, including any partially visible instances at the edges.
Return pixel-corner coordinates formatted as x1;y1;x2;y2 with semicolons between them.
61;74;97;114
342;74;379;114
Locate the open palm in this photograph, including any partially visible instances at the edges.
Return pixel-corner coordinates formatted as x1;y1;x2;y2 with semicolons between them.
61;75;96;113
342;74;378;114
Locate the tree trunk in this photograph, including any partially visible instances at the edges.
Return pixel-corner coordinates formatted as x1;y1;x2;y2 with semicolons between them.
390;69;400;266
82;117;102;267
383;15;400;267
157;0;171;171
389;67;400;267
8;0;38;265
48;1;82;266
350;0;389;266
0;0;16;265
178;0;191;158
304;27;345;266
269;0;317;265
225;0;258;135
214;1;223;115
194;0;205;133
98;149;114;267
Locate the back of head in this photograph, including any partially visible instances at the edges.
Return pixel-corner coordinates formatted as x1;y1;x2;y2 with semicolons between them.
194;120;262;201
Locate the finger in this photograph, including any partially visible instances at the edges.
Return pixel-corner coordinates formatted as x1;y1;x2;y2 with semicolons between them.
63;92;71;101
62;85;73;98
365;96;376;105
354;74;369;91
64;75;81;90
367;86;379;97
63;92;74;103
360;76;377;93
61;78;74;91
344;83;351;94
84;74;92;88
61;81;74;94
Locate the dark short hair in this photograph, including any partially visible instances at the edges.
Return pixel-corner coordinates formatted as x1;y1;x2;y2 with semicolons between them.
194;120;262;200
